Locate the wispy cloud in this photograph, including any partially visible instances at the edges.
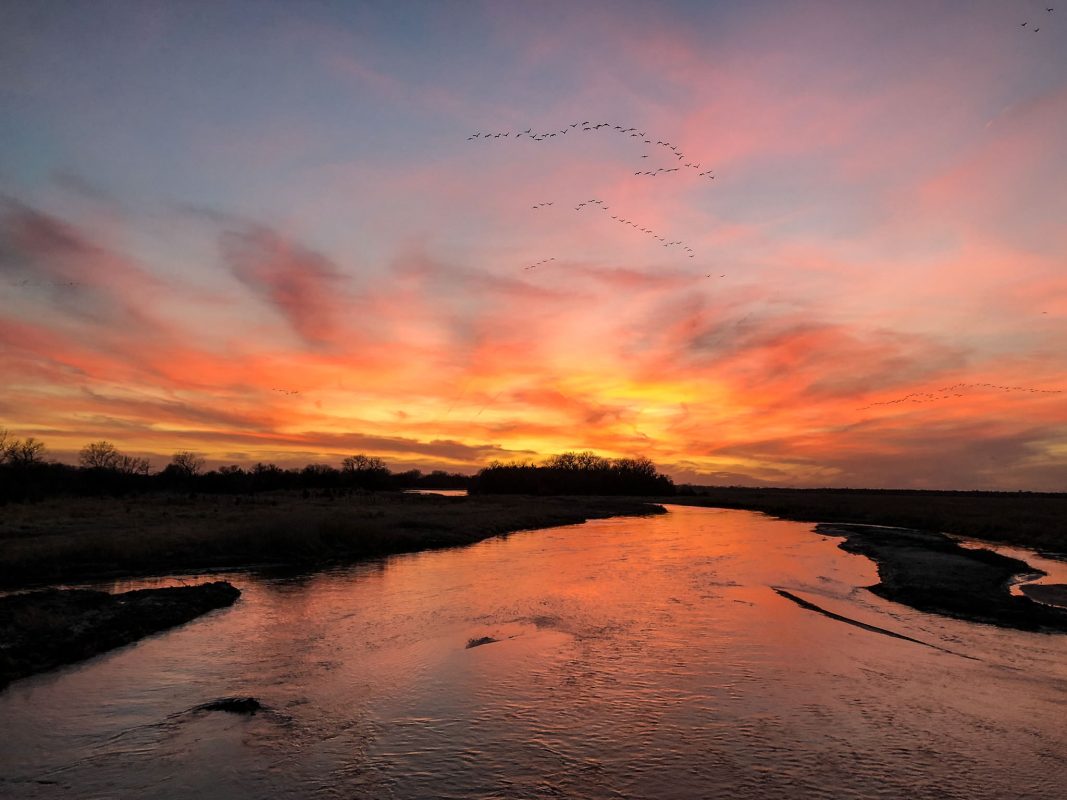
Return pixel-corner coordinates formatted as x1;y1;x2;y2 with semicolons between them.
221;224;348;346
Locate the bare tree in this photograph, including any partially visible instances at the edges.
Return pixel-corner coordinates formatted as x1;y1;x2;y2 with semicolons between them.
116;454;151;476
341;453;389;488
6;437;46;467
341;454;387;473
169;450;205;477
79;441;121;470
545;451;609;471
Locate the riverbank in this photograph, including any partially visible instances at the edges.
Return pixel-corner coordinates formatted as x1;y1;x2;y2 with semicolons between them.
669;487;1067;553
819;523;1067;632
0;582;240;690
0;492;665;588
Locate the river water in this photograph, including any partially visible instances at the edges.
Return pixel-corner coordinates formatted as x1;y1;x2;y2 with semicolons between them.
2;506;1066;799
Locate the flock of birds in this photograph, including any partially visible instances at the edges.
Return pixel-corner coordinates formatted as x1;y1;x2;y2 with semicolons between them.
7;279;81;288
523;257;556;271
573;199;696;257
469;119;712;271
857;383;1063;411
468;120;715;180
1021;6;1054;30
532;198;698;258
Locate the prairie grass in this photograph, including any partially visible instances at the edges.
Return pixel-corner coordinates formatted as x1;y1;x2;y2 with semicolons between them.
669;488;1067;552
0;491;664;588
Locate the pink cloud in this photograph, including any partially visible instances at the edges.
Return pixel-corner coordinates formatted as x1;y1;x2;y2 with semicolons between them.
221;225;348;346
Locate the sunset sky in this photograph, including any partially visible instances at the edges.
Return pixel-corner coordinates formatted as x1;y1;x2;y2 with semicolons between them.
1;0;1065;489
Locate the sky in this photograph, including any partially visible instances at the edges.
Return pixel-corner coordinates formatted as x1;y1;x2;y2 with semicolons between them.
1;0;1065;489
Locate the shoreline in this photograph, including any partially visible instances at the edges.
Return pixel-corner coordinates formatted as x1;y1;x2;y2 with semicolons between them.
818;523;1067;632
0;582;240;691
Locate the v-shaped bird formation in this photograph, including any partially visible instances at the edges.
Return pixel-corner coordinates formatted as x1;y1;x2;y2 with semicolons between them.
468;120;713;271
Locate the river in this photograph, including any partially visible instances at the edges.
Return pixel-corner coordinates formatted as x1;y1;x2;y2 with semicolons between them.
2;506;1066;799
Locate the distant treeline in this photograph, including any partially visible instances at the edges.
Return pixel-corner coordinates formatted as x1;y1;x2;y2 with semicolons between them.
470;452;675;496
0;432;468;503
0;432;674;501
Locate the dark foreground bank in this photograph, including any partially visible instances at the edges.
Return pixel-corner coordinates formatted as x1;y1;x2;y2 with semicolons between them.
0;582;240;690
820;523;1067;632
671;487;1067;553
0;492;665;588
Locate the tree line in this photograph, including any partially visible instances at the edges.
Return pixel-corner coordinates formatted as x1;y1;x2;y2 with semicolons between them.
1;431;675;501
469;452;675;495
0;431;467;502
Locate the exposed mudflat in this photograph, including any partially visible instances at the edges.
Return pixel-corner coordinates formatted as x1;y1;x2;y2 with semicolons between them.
1020;583;1067;608
818;523;1067;632
0;582;240;689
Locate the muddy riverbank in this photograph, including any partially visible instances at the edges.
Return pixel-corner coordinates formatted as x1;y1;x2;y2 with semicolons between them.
819;523;1067;632
0;582;240;690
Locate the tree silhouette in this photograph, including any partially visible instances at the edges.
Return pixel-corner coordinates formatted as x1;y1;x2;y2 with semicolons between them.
79;441;121;470
341;454;387;473
471;451;673;496
115;455;151;476
341;453;390;489
5;437;46;467
168;451;205;478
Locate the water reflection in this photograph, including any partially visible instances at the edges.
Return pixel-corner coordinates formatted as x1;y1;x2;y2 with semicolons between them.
2;507;1066;799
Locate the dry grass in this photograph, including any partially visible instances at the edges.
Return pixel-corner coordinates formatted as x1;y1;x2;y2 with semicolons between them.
0;491;664;588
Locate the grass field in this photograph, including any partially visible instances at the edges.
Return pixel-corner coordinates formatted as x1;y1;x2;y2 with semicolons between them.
0;491;664;588
669;487;1067;553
